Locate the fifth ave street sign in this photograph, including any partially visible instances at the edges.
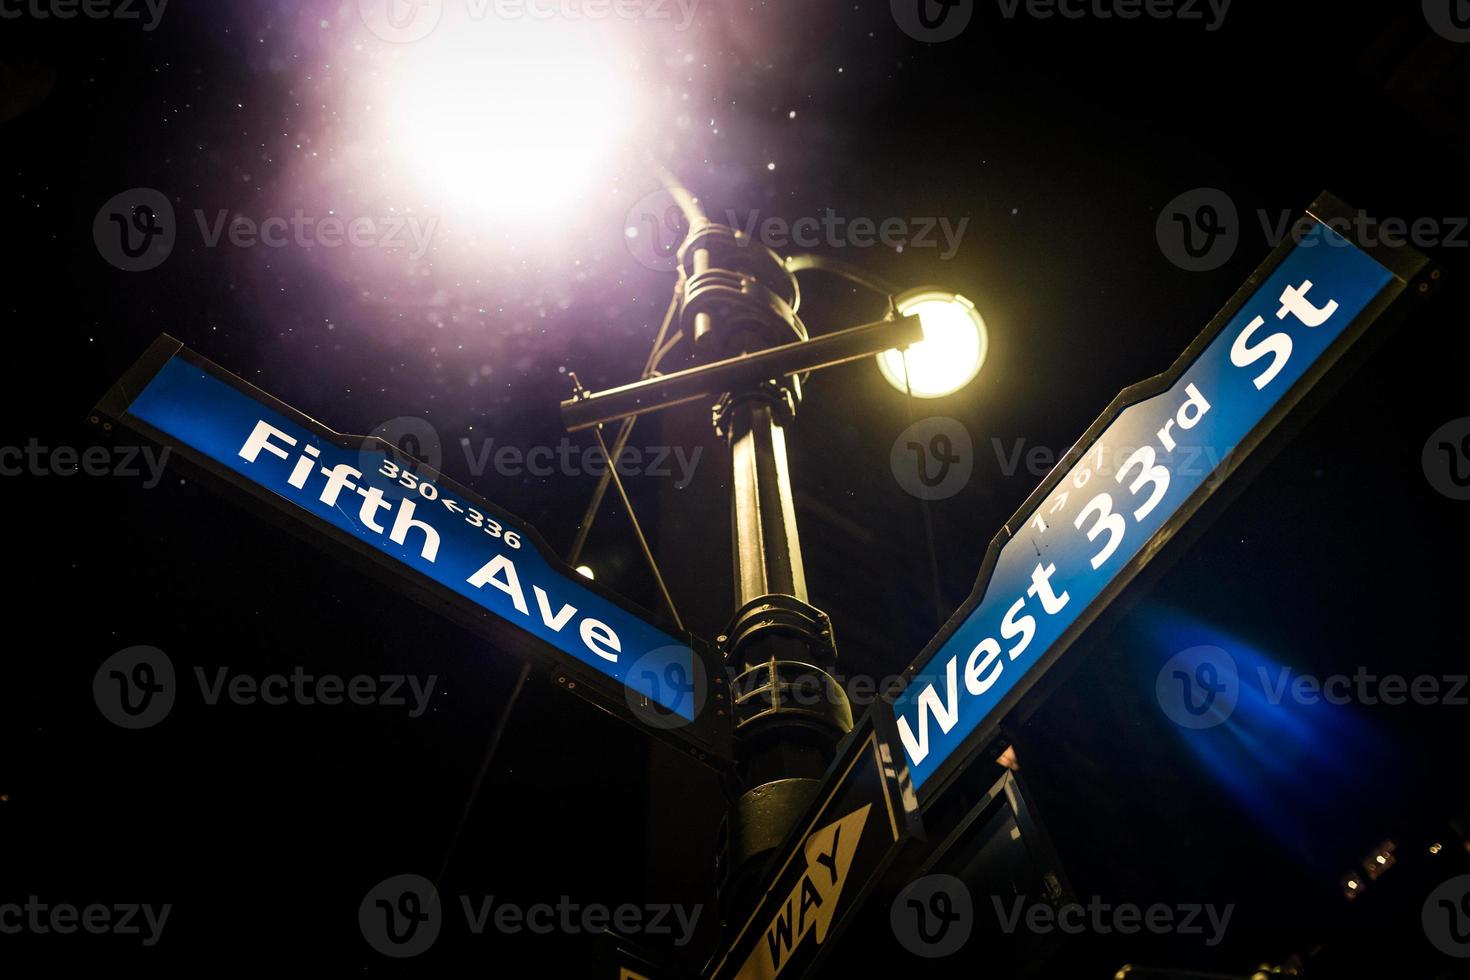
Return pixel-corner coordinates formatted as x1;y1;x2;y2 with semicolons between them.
889;192;1437;802
92;336;732;765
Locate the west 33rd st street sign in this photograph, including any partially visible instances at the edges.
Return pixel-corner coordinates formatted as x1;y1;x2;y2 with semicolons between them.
889;193;1437;802
707;193;1437;980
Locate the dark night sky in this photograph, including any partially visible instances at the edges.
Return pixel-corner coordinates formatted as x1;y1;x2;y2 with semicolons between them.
4;0;1470;975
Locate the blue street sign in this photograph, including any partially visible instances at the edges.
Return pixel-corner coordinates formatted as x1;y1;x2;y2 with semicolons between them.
94;338;732;763
890;197;1434;799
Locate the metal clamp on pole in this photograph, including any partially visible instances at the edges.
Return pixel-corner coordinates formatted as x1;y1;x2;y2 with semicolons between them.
678;222;806;357
559;313;923;432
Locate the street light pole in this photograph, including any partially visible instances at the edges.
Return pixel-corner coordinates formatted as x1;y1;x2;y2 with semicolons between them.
714;374;853;919
562;285;924;923
559;176;927;924
671;220;858;922
727;393;807;606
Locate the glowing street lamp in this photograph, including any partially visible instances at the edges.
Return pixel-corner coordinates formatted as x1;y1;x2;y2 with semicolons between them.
368;13;645;223
876;288;988;398
561;189;984;915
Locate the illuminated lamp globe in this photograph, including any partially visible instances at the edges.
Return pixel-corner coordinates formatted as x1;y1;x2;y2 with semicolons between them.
876;289;988;398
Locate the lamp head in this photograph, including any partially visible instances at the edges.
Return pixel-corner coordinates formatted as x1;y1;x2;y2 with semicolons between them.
876;288;989;399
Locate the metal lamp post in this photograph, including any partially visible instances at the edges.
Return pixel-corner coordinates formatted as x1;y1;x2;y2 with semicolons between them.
559;180;955;922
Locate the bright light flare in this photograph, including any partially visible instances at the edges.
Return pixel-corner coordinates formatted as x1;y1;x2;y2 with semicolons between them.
877;290;988;398
378;17;642;221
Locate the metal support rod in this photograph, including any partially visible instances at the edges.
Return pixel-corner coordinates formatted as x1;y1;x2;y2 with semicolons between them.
715;385;852;920
566;282;684;567
650;159;708;227
433;659;532;898
784;252;903;297
590;423;686;633
562;314;922;432
903;349;948;629
567;412;637;568
728;397;808;607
